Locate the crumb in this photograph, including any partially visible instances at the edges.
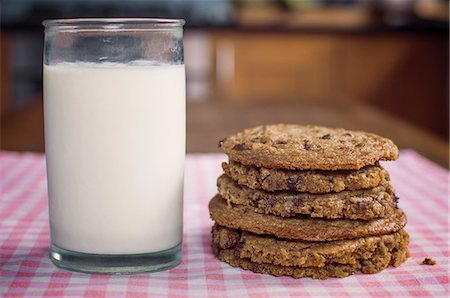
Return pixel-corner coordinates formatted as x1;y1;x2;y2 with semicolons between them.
422;258;436;265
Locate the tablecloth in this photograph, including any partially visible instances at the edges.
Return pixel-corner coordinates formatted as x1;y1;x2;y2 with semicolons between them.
0;150;448;297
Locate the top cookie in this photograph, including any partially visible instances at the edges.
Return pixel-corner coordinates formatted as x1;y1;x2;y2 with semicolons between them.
219;124;398;170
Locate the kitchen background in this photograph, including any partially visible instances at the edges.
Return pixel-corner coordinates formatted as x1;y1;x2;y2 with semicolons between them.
1;0;448;165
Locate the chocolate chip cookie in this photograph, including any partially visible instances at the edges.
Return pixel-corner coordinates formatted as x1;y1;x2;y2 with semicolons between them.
212;231;409;279
217;174;398;220
222;161;390;193
219;125;398;170
211;124;408;279
212;224;409;273
209;194;407;241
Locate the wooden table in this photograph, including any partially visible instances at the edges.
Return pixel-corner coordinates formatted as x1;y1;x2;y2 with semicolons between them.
1;98;448;168
187;100;449;168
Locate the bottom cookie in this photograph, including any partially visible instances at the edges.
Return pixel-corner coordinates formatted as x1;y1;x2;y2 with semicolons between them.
212;225;409;279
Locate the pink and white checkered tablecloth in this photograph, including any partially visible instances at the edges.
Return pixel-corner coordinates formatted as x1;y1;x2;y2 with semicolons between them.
0;150;448;297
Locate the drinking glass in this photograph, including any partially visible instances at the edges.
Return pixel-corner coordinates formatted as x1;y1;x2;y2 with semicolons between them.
43;18;185;274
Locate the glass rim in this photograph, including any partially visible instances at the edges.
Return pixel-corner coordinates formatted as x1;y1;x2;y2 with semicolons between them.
43;18;185;31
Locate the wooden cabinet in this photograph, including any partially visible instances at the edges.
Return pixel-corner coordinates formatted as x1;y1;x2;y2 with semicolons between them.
1;34;11;117
210;30;448;138
231;34;334;100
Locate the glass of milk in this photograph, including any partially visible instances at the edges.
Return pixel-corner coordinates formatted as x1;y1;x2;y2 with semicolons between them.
43;19;185;274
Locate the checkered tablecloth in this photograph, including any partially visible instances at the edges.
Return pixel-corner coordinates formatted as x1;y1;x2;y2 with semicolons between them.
0;150;448;297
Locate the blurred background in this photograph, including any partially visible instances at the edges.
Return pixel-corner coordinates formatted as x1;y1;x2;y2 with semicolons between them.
1;0;448;166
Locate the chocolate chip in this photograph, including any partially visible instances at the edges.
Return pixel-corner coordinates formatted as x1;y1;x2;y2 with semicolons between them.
320;134;331;139
233;243;244;258
303;141;313;150
224;236;238;248
293;197;304;208
275;139;288;145
218;138;225;148
286;176;303;191
353;200;370;216
286;178;296;190
286;210;297;217
344;132;353;137
258;136;270;144
250;195;263;207
232;144;246;151
303;140;320;151
359;200;370;208
264;197;276;208
393;196;400;207
221;230;239;249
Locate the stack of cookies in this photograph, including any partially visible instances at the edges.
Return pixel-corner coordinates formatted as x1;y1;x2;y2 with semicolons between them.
209;124;409;279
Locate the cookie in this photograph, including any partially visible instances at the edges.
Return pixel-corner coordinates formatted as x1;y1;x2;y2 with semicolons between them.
212;224;409;269
219;125;398;170
208;194;407;241
222;161;390;193
212;237;409;279
217;174;397;220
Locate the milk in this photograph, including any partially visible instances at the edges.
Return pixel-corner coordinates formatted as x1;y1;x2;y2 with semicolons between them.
44;62;185;254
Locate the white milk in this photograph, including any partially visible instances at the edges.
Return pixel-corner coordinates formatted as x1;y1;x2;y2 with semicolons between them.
44;62;185;254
